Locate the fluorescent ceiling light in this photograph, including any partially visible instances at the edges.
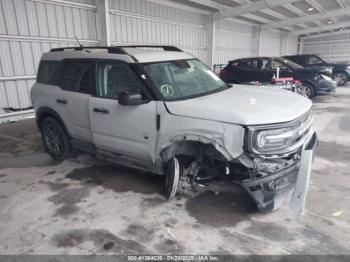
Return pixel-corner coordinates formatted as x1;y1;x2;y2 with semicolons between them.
328;20;333;24
307;7;314;11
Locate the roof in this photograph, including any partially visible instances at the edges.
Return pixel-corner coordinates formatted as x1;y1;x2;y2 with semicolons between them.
42;46;195;63
229;56;277;62
124;48;194;63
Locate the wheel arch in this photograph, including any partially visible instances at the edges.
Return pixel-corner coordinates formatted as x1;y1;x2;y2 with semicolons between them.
36;107;71;138
156;135;237;174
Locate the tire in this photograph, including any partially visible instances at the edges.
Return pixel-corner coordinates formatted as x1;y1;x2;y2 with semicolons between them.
40;117;71;161
164;157;181;200
297;82;315;99
334;72;349;86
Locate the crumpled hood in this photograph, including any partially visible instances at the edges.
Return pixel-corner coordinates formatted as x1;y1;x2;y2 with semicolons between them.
165;86;312;126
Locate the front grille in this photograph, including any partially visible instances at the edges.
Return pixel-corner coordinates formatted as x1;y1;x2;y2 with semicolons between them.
249;110;315;158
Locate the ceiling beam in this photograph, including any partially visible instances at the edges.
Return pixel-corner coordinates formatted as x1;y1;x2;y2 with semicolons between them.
295;21;350;35
305;0;337;23
213;0;299;20
261;7;350;30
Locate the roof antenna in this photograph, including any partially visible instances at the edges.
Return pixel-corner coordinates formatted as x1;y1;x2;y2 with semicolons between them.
74;35;83;47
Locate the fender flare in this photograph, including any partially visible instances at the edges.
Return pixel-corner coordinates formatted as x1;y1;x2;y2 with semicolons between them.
36;107;71;138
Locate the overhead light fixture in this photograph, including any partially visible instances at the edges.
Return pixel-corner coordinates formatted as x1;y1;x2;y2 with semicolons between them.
328;20;333;24
307;7;314;11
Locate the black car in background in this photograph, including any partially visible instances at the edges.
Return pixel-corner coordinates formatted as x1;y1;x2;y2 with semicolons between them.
220;57;337;98
283;54;350;86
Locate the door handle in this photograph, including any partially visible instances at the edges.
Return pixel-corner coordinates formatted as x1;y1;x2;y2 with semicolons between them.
93;107;109;114
56;98;67;104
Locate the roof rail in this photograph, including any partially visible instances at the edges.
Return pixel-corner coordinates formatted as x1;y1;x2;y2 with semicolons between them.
119;45;183;52
49;46;128;54
49;45;183;53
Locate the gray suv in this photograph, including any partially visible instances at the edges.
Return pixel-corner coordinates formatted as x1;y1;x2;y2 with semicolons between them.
31;45;317;214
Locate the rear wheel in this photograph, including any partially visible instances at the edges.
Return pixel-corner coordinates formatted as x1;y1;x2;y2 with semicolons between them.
164;157;181;200
334;72;349;86
40;117;71;161
296;83;315;99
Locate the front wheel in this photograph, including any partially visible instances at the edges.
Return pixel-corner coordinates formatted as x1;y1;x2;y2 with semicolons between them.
164;157;181;200
40;117;71;161
334;72;349;86
296;83;315;99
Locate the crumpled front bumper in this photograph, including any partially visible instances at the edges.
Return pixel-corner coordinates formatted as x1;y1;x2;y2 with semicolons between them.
239;132;318;212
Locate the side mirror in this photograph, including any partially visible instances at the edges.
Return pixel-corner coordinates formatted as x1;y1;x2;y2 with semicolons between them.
118;91;148;106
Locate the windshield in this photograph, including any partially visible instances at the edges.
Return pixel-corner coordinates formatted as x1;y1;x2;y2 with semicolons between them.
308;55;327;65
277;58;304;69
142;59;227;100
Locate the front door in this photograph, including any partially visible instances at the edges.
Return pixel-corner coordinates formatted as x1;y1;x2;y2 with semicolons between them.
89;60;157;167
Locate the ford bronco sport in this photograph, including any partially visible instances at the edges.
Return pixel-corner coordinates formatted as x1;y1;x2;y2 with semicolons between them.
31;45;317;214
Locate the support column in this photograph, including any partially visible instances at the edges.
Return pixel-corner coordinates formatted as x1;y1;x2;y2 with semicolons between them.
280;31;288;56
298;36;304;54
206;14;216;69
96;0;110;46
253;26;261;56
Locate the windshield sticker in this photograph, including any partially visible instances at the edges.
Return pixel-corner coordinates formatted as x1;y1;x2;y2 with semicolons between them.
160;85;175;97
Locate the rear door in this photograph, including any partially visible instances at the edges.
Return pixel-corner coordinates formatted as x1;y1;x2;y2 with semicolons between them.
236;59;260;82
88;60;157;168
47;59;95;143
258;59;274;82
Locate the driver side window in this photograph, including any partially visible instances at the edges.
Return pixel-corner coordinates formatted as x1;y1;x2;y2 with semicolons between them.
96;61;145;98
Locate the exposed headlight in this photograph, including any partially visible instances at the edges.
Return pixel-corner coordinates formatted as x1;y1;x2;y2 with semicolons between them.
347;65;350;70
247;113;314;155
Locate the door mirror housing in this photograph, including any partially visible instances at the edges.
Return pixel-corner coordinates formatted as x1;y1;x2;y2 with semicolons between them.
118;91;148;106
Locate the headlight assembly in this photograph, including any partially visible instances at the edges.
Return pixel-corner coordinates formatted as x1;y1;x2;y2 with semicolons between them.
347;65;350;70
247;112;314;155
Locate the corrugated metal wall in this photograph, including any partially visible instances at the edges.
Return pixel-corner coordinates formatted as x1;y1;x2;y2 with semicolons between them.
286;34;298;55
260;31;282;57
214;20;254;64
109;0;208;63
0;0;99;109
302;31;350;63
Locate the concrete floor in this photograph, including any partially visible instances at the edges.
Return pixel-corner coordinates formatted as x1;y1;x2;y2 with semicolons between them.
0;88;350;255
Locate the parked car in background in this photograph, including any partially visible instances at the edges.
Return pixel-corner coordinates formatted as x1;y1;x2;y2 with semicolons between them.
220;57;337;98
283;54;350;86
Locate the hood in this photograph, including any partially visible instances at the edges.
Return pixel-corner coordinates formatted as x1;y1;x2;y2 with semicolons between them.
165;86;312;126
328;63;349;69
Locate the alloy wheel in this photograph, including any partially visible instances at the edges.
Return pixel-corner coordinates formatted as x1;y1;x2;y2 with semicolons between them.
334;73;348;86
43;124;63;156
296;85;312;98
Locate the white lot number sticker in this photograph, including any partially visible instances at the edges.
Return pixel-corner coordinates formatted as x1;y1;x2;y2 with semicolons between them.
160;84;175;97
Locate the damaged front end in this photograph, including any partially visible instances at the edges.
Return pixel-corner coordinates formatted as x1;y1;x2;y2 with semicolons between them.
236;111;317;212
159;108;317;215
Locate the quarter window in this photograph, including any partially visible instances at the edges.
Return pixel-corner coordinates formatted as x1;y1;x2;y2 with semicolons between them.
96;61;145;98
47;60;95;94
37;61;60;84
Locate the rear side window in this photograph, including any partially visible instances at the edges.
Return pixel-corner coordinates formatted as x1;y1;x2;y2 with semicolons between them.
238;60;258;69
37;61;60;84
47;59;95;94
